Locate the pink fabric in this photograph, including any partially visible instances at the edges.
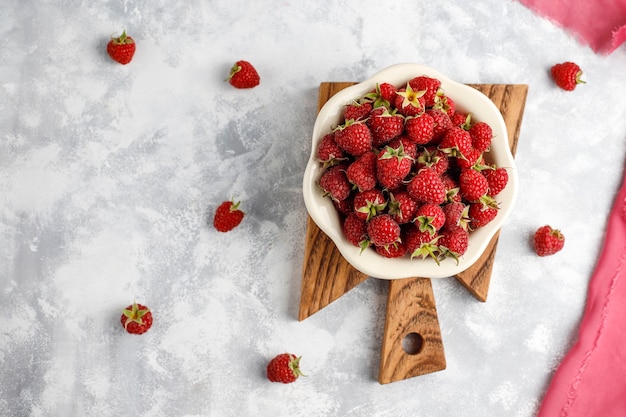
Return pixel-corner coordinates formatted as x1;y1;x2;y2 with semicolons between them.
537;164;626;417
518;0;626;54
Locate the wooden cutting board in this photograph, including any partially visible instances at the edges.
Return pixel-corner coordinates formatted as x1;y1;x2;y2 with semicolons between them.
299;82;528;384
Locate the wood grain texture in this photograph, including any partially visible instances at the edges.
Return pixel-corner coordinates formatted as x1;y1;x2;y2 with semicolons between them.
298;217;369;321
298;82;360;322
453;84;528;302
378;278;446;384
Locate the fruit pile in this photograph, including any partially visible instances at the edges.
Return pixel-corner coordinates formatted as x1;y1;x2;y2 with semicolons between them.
316;75;509;263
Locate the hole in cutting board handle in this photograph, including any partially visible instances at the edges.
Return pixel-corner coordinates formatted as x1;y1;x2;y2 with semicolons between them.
402;332;424;355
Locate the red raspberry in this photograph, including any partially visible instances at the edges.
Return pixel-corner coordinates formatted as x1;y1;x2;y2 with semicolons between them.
213;200;245;232
387;191;418;224
353;189;387;221
404;223;441;262
459;168;489;201
228;60;260;89
405;113;435;145
468;201;498;229
342;212;368;248
483;166;509;196
441;173;462;203
439;126;473;160
442;201;470;231
469;121;493;152
433;94;455;117
376;143;414;190
394;84;426;117
346;151;377;191
439;227;469;259
408;75;441;107
333;193;354;216
533;225;565;256
416;146;449;175
366;214;401;247
551;62;585;91
334;120;373;156
378;82;398;103
388;136;417;159
368;107;405;147
407;167;446;205
267;353;303;383
375;241;407;258
426;109;453;143
317;133;345;167
344;100;372;122
120;302;152;335
415;203;446;235
319;165;351;202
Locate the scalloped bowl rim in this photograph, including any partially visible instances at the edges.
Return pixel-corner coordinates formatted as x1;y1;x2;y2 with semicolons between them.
302;63;518;279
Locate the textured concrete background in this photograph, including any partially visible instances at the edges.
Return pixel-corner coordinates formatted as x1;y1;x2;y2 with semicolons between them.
2;1;626;416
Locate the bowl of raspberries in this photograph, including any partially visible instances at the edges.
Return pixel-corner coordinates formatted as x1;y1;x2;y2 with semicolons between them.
302;63;518;279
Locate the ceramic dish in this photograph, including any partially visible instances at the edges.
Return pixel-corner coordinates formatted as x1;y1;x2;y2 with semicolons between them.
302;63;518;279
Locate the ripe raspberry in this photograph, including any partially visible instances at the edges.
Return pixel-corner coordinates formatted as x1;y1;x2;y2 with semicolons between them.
469;121;493;152
394;83;426;117
439;227;469;260
442;201;470;231
267;353;303;383
228;60;260;89
353;189;387;221
388;136;417;159
433;93;455;117
378;82;398;103
107;30;136;65
213;200;245;232
343;212;368;249
319;165;351;202
330;193;354;216
426;109;453;142
376;144;413;190
455;148;482;170
441;173;462;203
408;75;441;107
416;146;449;176
439;126;473;160
366;214;401;247
451;112;471;129
404;223;441;262
344;100;373;122
334;120;373;156
405;113;435;145
415;203;446;235
483;166;509;196
317;133;345;168
468;199;498;229
375;241;407;258
364;82;397;108
551;62;585;91
459;168;489;201
346;151;377;191
120;302;153;335
387;191;418;224
407;167;446;205
368;107;405;147
333;193;354;216
533;225;565;256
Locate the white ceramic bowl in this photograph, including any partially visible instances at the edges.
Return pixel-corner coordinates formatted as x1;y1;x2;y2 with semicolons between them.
302;63;518;279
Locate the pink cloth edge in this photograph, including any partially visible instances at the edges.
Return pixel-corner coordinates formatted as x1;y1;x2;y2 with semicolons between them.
537;160;626;416
518;0;626;55
611;25;626;54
